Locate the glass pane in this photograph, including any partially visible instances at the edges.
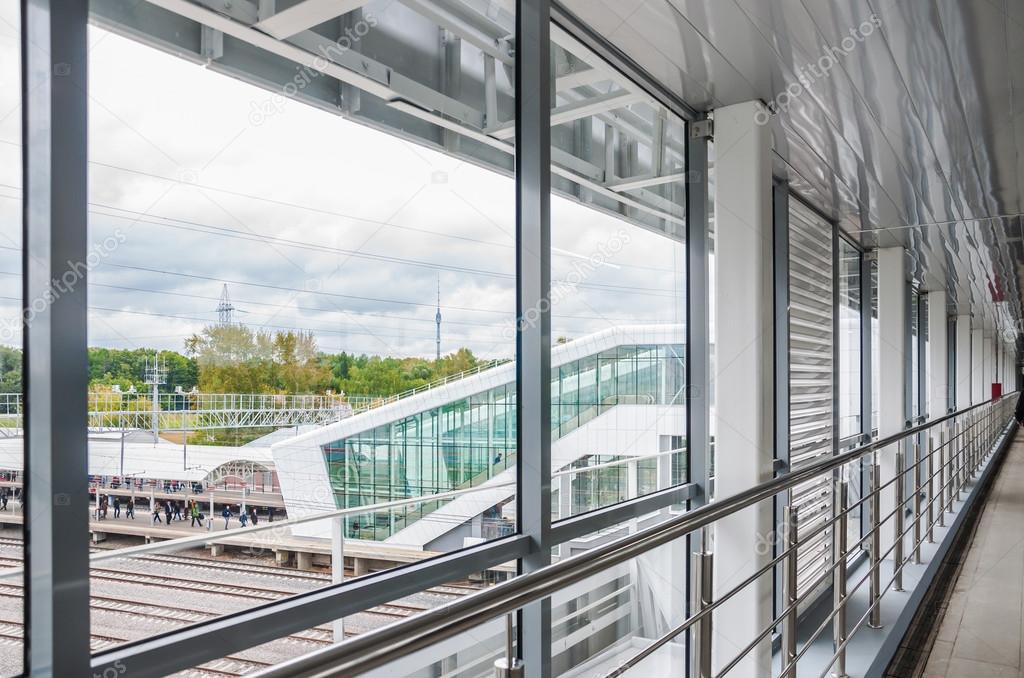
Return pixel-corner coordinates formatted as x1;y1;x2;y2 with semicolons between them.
85;0;516;654
548;28;688;522
0;1;22;673
838;239;861;439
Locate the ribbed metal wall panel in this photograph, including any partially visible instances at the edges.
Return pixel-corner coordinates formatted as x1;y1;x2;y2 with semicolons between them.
788;200;834;594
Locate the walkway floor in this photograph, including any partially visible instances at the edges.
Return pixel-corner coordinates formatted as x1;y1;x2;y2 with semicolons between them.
923;428;1024;678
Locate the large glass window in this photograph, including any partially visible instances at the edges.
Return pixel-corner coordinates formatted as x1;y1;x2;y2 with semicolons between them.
0;1;22;672
84;0;521;659
838;239;861;439
547;70;688;530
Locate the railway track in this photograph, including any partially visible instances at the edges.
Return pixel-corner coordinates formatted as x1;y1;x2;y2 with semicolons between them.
0;569;429;620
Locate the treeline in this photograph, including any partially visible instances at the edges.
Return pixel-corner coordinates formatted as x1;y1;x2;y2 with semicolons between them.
0;326;487;398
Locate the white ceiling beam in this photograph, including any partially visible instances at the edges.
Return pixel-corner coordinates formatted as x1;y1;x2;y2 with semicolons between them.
608;172;687;192
253;0;372;40
488;90;647;139
400;0;513;66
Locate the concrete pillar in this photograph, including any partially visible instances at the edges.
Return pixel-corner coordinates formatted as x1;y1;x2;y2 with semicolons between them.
353;558;369;577
877;247;907;552
927;292;948;416
983;325;994;399
972;323;984;403
557;472;572;560
711;100;773;678
332;516;345;641
210;543;225;557
955;315;972;410
297;551;313;571
274;549;291;566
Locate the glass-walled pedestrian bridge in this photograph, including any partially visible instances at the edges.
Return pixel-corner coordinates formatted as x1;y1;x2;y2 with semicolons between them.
271;325;686;546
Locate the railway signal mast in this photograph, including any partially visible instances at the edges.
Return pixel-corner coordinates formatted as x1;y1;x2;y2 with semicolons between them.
143;353;167;437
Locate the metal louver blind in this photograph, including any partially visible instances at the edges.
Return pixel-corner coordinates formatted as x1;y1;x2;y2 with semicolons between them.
788;200;834;595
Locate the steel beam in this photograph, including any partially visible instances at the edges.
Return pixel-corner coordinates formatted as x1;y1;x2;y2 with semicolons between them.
252;0;371;40
22;0;91;673
515;0;551;676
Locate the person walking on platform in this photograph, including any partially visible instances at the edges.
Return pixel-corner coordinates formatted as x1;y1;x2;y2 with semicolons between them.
267;506;273;523
0;491;7;511
250;507;258;526
173;500;183;522
164;500;172;526
190;501;203;528
221;505;231;530
113;496;121;519
126;497;135;520
239;507;248;527
152;502;163;524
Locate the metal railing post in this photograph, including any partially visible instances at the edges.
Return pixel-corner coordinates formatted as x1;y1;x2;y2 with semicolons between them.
935;431;944;530
913;437;922;564
693;540;714;678
929;436;937;540
781;503;798;678
893;441;905;592
493;612;524;678
832;479;849;678
954;418;964;501
868;461;883;628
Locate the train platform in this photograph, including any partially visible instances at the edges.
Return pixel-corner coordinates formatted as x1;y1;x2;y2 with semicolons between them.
0;508;515;575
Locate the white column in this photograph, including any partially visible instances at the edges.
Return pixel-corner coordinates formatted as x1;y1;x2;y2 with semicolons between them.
971;322;984;404
983;324;994;400
877;247;907;550
955;315;972;410
331;516;345;641
711;100;773;678
927;292;948;416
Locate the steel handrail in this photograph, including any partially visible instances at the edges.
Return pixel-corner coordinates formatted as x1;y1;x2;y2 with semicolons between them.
254;393;1017;677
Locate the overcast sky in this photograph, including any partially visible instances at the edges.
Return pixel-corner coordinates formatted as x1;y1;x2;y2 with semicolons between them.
0;14;685;360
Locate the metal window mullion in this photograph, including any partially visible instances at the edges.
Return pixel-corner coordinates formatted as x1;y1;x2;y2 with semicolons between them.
515;0;552;676
22;0;91;674
859;249;872;540
684;119;710;678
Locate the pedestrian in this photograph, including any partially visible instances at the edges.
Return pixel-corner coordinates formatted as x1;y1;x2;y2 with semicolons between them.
164;500;172;525
126;497;135;519
221;505;231;530
152;503;163;524
100;497;108;520
239;508;248;527
250;507;258;526
113;496;121;519
173;500;183;522
267;506;274;523
190;500;203;528
0;491;7;511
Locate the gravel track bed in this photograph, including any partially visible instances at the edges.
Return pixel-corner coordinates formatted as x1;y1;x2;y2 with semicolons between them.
0;536;483;673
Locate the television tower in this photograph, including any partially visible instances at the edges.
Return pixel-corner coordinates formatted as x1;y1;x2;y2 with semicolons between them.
217;284;235;325
435;276;442;360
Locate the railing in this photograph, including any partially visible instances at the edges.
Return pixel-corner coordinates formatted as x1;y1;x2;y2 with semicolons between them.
345;358;512;411
251;393;1017;677
0;391;353;432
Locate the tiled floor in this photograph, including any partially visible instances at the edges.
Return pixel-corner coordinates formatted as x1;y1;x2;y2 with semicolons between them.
923;431;1024;678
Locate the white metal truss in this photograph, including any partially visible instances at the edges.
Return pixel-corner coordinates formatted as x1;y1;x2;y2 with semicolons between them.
89;0;690;237
0;392;354;434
